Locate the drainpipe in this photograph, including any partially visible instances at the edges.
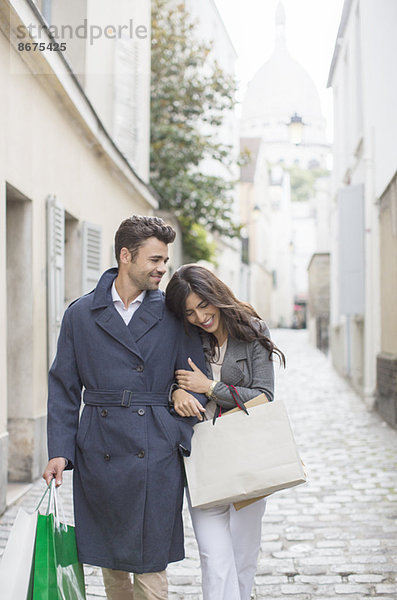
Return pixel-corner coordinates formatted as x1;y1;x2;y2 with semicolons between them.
360;7;380;408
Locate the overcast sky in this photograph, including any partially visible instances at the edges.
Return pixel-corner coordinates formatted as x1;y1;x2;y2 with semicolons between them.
213;0;345;140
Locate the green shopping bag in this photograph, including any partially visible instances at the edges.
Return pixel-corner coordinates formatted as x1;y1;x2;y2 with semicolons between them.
32;481;86;600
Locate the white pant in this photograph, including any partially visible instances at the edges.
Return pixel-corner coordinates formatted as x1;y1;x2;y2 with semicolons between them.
187;491;266;600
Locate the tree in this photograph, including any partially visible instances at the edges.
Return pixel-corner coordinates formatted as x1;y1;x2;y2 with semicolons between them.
288;165;330;202
150;0;239;261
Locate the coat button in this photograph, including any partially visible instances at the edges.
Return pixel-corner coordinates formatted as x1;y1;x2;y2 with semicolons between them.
138;408;145;416
104;453;111;461
137;450;145;458
136;365;144;372
101;409;108;417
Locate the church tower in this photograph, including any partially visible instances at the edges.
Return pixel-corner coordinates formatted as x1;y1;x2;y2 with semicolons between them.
239;2;331;337
241;1;330;169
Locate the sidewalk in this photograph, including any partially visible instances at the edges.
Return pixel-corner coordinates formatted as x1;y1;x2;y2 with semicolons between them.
1;329;397;599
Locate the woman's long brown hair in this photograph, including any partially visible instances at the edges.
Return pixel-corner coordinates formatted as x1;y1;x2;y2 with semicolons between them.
165;264;286;366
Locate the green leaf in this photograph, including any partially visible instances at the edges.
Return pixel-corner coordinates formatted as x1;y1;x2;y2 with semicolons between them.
150;0;239;261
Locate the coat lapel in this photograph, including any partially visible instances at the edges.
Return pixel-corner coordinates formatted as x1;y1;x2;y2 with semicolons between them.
129;290;164;342
89;270;165;357
89;267;148;359
201;333;247;384
95;306;144;359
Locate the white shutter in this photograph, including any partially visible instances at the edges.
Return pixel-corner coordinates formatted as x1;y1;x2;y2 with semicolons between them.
81;221;102;295
113;38;138;166
47;196;65;367
338;184;365;315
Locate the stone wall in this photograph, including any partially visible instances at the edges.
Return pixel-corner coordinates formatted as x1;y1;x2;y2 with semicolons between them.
377;172;397;428
376;353;397;428
307;253;330;353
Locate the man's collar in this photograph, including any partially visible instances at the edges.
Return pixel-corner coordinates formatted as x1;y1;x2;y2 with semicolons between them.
91;268;160;311
111;280;146;307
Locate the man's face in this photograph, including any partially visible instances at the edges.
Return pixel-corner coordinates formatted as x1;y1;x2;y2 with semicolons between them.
126;237;169;291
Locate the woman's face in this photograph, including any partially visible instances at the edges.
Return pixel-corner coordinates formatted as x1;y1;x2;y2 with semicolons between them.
185;292;223;337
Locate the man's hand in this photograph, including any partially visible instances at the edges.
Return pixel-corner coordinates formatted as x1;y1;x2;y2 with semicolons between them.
42;457;67;487
172;388;206;421
175;358;212;394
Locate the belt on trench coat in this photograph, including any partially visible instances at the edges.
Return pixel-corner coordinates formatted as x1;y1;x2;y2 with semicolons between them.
83;389;169;407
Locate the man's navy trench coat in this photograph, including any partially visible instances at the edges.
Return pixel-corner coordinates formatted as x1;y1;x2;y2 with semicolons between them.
47;268;207;573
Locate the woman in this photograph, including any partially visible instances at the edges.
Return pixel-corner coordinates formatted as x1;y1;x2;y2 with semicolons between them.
165;264;285;600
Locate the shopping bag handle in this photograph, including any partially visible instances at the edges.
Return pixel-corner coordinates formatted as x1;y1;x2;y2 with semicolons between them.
35;480;68;530
212;385;249;425
228;385;249;415
51;479;68;530
35;481;52;513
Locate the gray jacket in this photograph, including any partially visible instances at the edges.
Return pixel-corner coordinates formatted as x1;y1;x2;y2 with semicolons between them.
201;323;275;411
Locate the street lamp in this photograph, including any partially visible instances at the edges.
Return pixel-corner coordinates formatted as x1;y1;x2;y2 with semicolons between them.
288;112;304;145
252;204;261;216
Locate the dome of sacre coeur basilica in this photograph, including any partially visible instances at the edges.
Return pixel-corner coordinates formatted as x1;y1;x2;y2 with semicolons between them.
241;1;327;145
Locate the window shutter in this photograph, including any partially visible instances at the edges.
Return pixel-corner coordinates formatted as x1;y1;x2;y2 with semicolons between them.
113;38;138;165
338;184;365;315
113;36;147;175
81;221;102;295
47;195;65;367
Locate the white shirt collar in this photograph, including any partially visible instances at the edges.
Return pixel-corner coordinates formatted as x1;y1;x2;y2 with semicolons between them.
111;280;146;308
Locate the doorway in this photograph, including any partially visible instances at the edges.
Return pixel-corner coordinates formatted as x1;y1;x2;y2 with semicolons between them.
6;183;35;493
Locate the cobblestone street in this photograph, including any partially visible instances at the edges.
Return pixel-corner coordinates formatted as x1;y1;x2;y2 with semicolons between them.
1;329;397;599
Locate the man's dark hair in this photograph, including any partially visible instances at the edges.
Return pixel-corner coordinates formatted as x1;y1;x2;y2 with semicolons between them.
114;215;176;265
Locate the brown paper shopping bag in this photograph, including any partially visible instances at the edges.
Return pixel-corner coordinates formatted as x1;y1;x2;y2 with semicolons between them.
184;394;306;509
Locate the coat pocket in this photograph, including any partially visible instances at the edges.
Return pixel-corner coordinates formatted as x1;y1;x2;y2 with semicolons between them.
76;406;93;451
228;362;247;385
155;407;180;452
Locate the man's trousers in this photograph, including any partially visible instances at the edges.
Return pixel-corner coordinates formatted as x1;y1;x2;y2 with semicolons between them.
102;568;168;600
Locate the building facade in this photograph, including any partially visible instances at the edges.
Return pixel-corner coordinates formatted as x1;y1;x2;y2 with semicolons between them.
307;253;330;352
327;0;397;422
377;174;397;426
0;0;159;512
240;1;332;328
239;138;294;327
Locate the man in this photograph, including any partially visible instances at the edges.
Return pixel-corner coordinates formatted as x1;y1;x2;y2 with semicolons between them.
43;215;207;600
